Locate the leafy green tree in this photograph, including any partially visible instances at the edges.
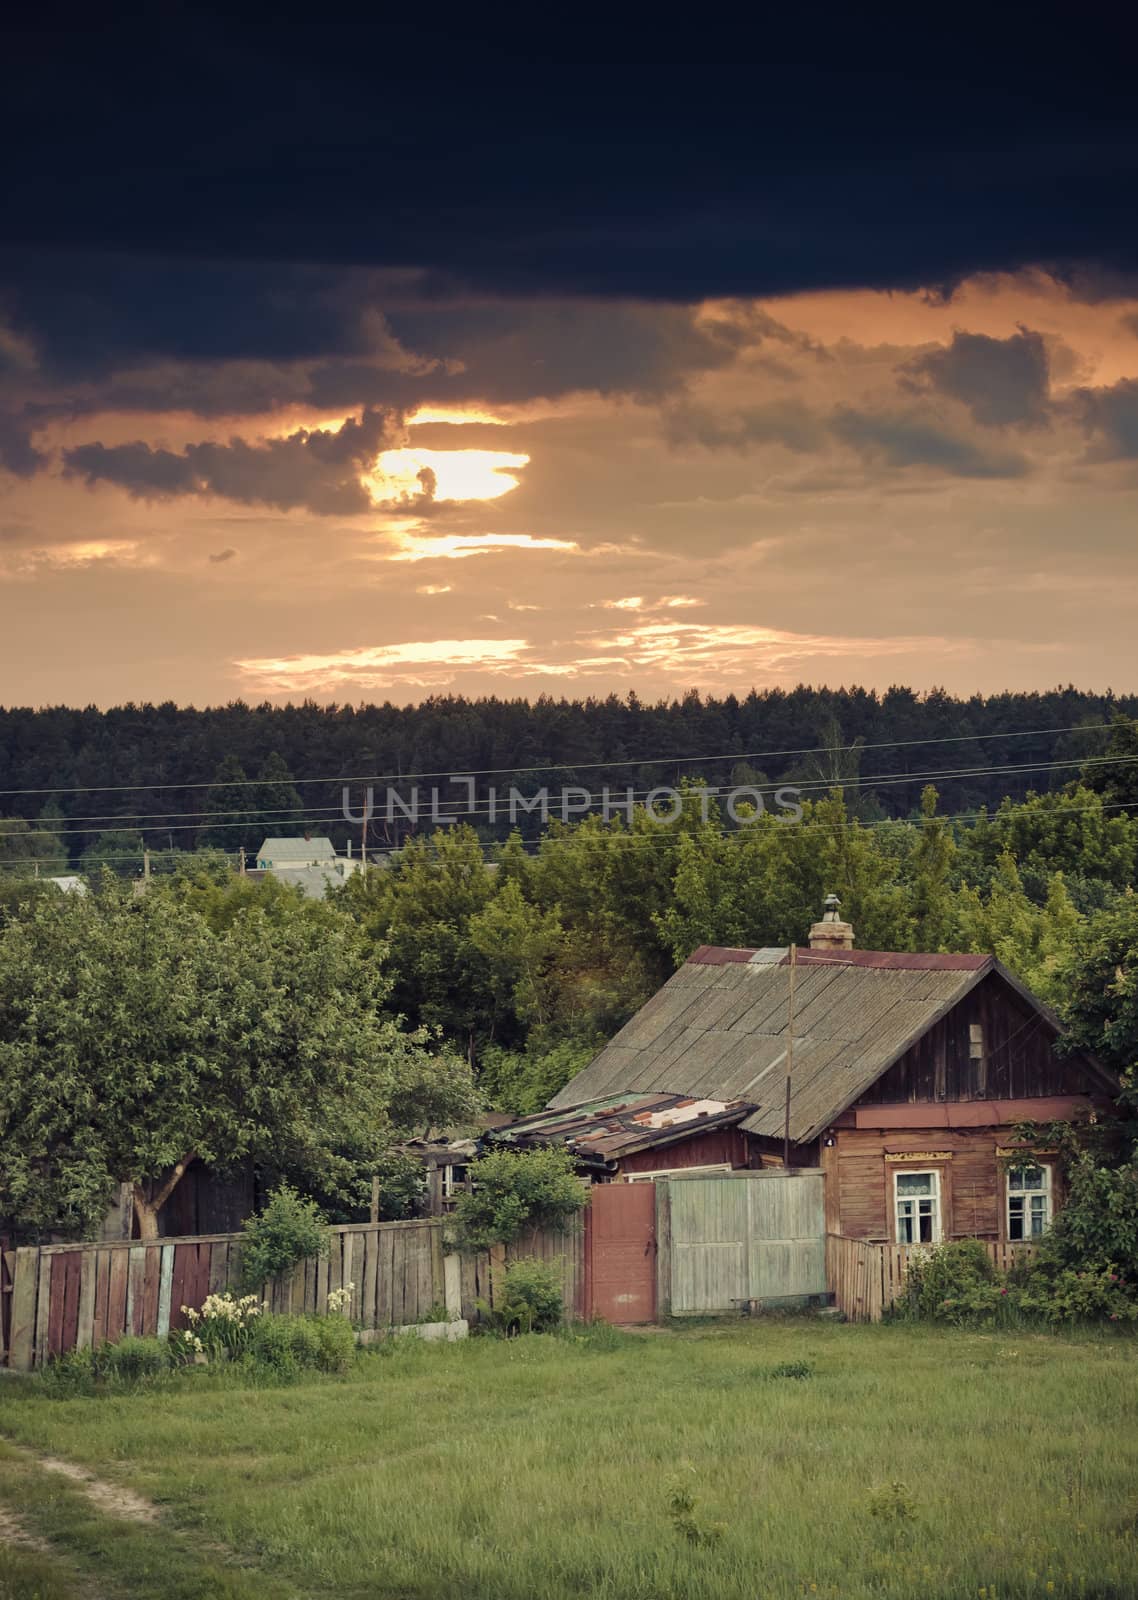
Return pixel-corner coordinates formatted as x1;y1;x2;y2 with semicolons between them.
447;1146;590;1251
466;878;568;1038
79;828;146;878
1049;890;1138;1094
0;815;69;879
478;1039;597;1116
956;855;1082;1005
0;881;476;1242
1081;714;1138;812
339;826;498;1048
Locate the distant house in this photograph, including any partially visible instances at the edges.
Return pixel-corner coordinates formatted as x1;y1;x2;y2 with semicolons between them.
252;835;361;899
255;835;338;870
488;898;1118;1247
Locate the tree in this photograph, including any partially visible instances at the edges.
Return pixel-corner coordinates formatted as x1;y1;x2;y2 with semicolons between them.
0;815;68;880
447;1146;590;1251
79;828;146;878
0;881;476;1242
1081;714;1138;813
1049;890;1138;1096
196;754;253;854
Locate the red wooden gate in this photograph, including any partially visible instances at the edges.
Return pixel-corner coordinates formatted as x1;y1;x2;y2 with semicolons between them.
586;1184;657;1324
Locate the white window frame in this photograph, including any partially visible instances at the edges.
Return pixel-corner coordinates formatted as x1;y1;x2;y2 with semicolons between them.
893;1168;942;1245
623;1163;733;1183
1006;1162;1051;1242
441;1162;469;1200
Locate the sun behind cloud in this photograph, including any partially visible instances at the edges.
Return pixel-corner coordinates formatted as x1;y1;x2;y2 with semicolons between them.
367;447;530;504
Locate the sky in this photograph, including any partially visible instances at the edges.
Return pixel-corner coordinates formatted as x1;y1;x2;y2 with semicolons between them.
2;23;1137;708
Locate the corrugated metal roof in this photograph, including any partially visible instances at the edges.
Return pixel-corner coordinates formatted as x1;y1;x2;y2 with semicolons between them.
490;1092;755;1164
547;948;1000;1143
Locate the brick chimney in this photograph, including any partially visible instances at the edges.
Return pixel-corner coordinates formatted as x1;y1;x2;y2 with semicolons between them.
809;893;854;953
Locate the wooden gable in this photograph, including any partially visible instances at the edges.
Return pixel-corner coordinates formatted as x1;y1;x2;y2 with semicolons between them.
854;970;1107;1109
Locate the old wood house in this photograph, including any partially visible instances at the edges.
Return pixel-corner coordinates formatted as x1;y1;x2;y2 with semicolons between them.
489;899;1118;1248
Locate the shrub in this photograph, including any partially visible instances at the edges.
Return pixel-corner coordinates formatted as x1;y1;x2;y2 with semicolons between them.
1018;1262;1138;1325
901;1240;1005;1324
96;1335;169;1383
478;1256;564;1335
238;1184;329;1289
448;1146;589;1252
247;1311;357;1374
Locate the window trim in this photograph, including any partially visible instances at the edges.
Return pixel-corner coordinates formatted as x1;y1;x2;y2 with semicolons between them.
1005;1161;1052;1243
893;1167;943;1246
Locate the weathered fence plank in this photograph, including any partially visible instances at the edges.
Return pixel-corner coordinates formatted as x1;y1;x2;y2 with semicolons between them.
826;1233;1039;1321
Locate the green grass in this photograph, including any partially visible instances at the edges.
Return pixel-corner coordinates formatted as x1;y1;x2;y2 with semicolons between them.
1;1319;1137;1599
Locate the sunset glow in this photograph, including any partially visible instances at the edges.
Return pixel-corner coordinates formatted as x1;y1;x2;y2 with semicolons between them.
367;448;530;505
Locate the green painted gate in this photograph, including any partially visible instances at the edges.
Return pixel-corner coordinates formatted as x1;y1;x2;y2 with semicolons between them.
658;1171;825;1314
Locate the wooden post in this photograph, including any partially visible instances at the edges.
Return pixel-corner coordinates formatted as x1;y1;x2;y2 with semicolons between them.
369;1175;381;1225
9;1248;40;1371
430;1220;445;1312
655;1181;672;1319
783;943;797;1168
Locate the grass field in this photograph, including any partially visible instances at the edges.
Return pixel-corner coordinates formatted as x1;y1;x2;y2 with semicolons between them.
1;1318;1136;1600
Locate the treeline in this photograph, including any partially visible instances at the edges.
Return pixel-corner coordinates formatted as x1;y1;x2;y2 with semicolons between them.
1;685;1136;871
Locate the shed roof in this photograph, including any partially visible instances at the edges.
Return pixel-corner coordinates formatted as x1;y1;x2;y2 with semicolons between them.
547;946;1114;1145
256;836;336;864
489;1092;755;1167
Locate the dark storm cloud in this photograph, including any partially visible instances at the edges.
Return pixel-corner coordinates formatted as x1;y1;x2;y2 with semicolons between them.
900;327;1052;426
1;271;809;422
61;409;403;514
829;408;1029;478
1066;378;1138;459
0;413;46;476
3;22;1137;304
663;401;828;453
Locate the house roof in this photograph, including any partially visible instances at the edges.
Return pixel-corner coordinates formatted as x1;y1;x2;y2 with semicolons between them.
546;946;1115;1145
488;1092;756;1168
256;836;336;864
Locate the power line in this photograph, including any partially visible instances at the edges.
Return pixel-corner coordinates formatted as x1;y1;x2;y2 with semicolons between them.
0;750;1132;841
2;794;1133;874
0;719;1124;800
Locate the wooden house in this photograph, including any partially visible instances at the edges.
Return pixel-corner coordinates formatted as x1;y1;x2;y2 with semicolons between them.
491;899;1117;1248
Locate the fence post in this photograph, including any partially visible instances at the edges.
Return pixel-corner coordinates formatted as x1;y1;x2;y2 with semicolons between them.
655;1181;672;1319
8;1247;39;1371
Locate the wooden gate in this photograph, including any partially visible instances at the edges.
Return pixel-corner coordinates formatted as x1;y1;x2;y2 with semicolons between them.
586;1183;657;1323
659;1171;825;1315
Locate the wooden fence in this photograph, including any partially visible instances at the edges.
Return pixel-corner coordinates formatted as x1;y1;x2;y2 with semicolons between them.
825;1234;1038;1322
3;1220;586;1371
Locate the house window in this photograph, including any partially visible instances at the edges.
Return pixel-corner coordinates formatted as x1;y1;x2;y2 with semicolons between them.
1007;1164;1051;1241
894;1170;941;1244
969;1023;984;1060
442;1163;468;1200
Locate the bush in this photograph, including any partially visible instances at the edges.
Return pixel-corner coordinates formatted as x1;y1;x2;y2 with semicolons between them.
901;1239;1006;1324
97;1334;169;1383
448;1146;589;1252
238;1184;329;1289
1018;1262;1138;1325
247;1311;357;1374
478;1256;564;1335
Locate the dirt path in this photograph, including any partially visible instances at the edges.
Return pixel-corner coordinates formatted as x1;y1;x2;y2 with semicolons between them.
0;1501;54;1552
34;1452;160;1524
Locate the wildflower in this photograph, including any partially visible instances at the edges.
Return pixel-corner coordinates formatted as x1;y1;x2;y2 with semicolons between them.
1000;1288;1008;1296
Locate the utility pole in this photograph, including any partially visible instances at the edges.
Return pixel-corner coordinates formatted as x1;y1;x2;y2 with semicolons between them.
238;846;246;876
143;848;151;882
782;943;797;1168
